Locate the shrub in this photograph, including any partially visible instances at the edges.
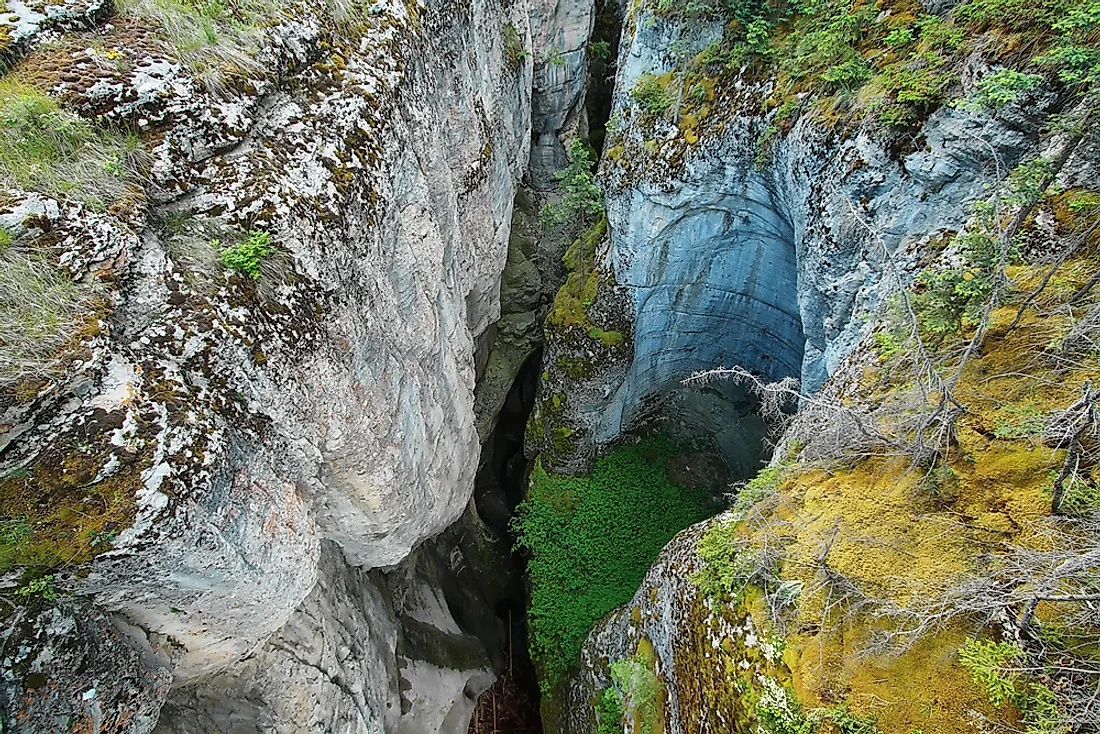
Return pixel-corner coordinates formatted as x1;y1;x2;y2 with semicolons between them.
512;437;710;690
968;68;1045;109
594;687;625;734
912;225;1006;338
884;27;914;50
589;39;612;62
958;638;1024;707
630;74;673;115
216;229;274;279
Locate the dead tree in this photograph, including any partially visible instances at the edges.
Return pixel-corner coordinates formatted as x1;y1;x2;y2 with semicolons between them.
1045;381;1100;515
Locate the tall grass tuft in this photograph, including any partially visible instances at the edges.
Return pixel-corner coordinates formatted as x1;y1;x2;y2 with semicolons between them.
0;80;145;208
115;0;277;92
0;249;98;386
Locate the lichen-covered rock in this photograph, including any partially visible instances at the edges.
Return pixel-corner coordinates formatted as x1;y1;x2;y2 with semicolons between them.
0;0;546;729
0;598;172;734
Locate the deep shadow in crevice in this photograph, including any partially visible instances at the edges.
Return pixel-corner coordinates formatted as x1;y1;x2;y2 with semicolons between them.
468;351;544;734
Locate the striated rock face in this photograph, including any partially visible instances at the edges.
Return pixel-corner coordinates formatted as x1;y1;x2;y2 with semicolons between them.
527;0;597;187
532;1;1048;471
0;0;556;730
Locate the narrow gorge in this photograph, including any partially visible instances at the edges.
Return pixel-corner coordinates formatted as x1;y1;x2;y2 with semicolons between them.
0;0;1098;733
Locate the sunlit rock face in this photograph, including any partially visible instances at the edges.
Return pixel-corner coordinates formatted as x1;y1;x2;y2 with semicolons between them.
0;0;550;730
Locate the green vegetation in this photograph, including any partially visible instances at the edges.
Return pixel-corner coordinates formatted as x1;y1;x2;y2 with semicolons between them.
0;80;142;208
14;574;57;601
692;463;791;599
216;229;274;279
992;403;1046;438
503;22;528;68
643;0;1099;140
959;638;1065;733
539;139;603;230
630;73;673;115
610;652;665;734
589;39;612;62
594;686;625;734
963;68;1045;110
512;437;710;690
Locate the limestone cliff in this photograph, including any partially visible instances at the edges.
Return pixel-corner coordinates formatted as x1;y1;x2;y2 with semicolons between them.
0;0;572;730
542;2;1100;733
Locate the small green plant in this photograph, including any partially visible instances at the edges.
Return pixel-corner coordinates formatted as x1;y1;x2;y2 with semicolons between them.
992;403;1046;438
884;27;915;50
692;464;790;600
0;519;33;572
15;574;58;601
959;638;1024;707
0;227;11;251
594;687;625;734
630;74;673;115
545;46;566;66
965;69;1045;110
912;225;1007;338
503;23;528;68
539;139;603;230
819;704;880;733
589;39;612;61
216;230;274;279
90;529;118;547
958;638;1067;733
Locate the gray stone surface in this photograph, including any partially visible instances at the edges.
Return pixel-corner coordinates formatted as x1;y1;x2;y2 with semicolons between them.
528;0;597;187
551;3;1046;463
0;0;554;729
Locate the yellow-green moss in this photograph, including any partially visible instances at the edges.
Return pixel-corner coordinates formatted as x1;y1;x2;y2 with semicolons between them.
0;447;143;570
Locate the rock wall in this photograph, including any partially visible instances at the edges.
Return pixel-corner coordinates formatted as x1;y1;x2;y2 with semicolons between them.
545;3;1090;732
527;0;597;187
0;0;566;729
531;0;1049;472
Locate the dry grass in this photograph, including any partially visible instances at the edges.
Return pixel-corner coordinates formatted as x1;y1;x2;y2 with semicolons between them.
0;249;98;387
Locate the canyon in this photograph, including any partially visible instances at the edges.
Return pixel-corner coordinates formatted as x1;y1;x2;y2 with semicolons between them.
0;0;1097;732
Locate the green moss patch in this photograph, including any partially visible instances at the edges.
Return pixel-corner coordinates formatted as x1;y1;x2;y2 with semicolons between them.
0;445;143;571
512;436;712;693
